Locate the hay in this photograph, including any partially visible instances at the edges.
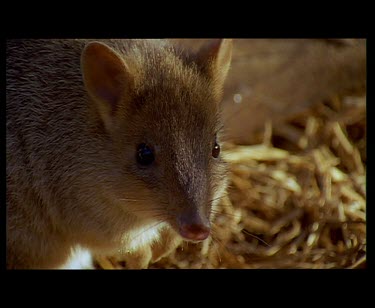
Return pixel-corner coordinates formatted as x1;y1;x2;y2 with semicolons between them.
96;94;366;269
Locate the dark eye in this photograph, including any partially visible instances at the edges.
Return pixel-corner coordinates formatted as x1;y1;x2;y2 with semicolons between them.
137;143;155;166
212;141;220;158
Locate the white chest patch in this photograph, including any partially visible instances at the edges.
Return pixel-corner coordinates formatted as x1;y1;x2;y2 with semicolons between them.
60;246;94;270
124;223;165;252
59;223;166;269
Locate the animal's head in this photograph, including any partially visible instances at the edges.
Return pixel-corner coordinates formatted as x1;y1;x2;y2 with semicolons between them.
81;39;232;241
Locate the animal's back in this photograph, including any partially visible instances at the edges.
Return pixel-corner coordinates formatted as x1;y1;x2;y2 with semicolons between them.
7;39;88;214
7;39;87;178
6;40;88;268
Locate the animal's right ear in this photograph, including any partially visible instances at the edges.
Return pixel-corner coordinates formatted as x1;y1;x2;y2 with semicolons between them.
194;39;233;100
81;41;133;131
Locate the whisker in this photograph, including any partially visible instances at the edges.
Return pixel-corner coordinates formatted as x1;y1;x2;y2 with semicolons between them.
209;222;243;264
129;219;167;242
209;234;223;264
210;218;270;263
242;229;270;247
117;198;150;202
217;123;225;134
117;200;171;214
210;210;242;220
211;209;270;247
208;193;230;204
123;207;168;214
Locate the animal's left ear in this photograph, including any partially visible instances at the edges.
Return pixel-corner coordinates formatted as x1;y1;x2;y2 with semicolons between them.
194;39;233;98
81;41;134;132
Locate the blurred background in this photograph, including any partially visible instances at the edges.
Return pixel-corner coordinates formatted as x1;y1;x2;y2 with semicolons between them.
171;39;366;145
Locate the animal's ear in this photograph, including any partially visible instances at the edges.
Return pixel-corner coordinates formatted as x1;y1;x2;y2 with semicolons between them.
81;41;132;130
194;39;233;99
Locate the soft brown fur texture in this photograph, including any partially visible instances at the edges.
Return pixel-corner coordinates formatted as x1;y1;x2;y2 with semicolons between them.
6;39;232;269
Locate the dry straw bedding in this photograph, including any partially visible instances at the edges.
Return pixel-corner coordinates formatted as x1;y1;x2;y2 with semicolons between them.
96;95;366;269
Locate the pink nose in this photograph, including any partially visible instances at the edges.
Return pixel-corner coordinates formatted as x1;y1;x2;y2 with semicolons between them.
179;223;210;241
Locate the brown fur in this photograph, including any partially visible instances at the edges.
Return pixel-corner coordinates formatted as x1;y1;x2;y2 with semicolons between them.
6;39;232;269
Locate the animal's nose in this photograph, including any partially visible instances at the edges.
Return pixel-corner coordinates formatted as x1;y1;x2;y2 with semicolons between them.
177;211;210;241
179;223;210;241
